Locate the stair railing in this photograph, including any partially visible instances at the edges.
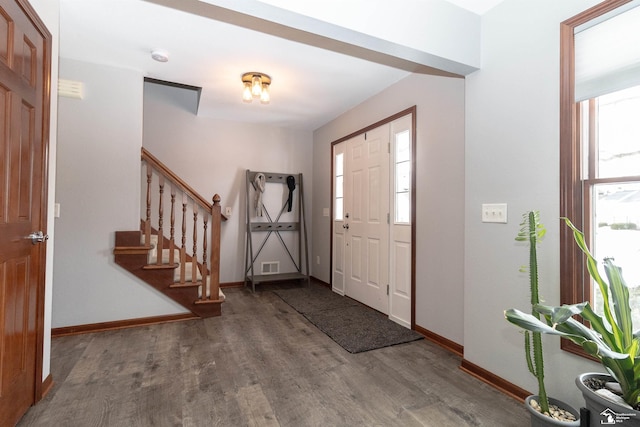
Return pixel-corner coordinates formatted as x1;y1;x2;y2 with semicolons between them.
141;147;224;302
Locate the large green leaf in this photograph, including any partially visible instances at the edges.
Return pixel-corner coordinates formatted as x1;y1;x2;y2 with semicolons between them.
561;219;637;406
506;308;624;361
552;316;606;347
604;259;633;350
579;303;618;351
600;354;636;404
563;218;623;345
505;309;581;339
535;302;586;326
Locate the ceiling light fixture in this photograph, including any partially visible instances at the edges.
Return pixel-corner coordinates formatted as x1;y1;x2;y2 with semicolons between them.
151;49;169;63
242;72;271;104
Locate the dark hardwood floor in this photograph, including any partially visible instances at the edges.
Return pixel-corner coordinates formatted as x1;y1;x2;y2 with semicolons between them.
18;286;528;426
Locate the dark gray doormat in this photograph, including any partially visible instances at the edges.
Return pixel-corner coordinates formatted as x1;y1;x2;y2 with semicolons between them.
272;284;423;353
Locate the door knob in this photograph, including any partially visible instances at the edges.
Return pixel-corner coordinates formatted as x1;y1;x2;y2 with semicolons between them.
343;224;349;229
27;231;48;244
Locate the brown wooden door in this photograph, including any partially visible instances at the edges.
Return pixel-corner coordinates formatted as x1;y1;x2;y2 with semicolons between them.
0;0;51;424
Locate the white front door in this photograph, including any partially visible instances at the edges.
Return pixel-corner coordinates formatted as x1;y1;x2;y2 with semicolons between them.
389;115;413;327
343;125;390;314
331;112;413;324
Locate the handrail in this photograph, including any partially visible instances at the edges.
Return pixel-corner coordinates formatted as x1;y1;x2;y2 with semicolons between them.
142;147;211;211
141;147;224;303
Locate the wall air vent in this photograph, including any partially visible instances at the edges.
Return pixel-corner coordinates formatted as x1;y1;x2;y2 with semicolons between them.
58;79;84;99
261;261;279;275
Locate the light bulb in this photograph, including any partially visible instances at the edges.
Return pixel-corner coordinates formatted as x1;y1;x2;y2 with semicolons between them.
251;75;262;97
260;84;270;104
242;82;252;102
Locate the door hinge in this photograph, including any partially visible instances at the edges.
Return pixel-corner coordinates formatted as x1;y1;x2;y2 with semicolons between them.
387;284;389;295
387;213;390;224
388;142;391;153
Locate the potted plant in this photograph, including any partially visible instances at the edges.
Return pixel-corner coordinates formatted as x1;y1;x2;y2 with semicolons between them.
507;211;580;426
506;217;640;426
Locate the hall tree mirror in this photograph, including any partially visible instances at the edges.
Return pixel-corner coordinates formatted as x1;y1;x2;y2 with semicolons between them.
560;0;640;356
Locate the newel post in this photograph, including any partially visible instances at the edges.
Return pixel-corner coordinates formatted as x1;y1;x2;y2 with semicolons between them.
210;194;222;300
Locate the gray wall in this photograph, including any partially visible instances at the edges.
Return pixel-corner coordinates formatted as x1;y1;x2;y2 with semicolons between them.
313;73;466;344
53;59;185;328
142;83;314;283
50;1;609;407
52;60;313;328
464;0;603;408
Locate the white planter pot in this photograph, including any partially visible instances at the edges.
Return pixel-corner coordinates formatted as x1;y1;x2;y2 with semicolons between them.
525;395;580;427
576;373;640;426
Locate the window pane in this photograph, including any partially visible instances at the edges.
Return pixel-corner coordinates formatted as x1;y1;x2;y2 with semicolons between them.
396;131;410;162
592;182;640;326
593;182;640;272
395;192;410;223
597;85;640;179
335;198;343;221
335;153;344;176
335;151;344;221
396;161;410;192
560;1;640;358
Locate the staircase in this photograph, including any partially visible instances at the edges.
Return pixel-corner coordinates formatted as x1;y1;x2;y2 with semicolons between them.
113;148;226;318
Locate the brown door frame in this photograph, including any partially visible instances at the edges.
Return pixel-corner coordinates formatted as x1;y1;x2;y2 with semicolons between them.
329;106;417;327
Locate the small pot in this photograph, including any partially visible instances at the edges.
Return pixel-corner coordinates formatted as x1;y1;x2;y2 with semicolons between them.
525;395;580;426
576;373;640;426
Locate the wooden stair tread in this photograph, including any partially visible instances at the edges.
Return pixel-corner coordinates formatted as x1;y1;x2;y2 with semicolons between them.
114;228;224;318
143;263;179;270
194;298;225;305
113;245;153;255
170;282;201;289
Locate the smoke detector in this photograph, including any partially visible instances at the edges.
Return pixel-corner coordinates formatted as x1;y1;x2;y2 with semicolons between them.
151;49;169;62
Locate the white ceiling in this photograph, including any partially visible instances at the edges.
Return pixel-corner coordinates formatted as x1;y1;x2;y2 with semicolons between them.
444;0;505;15
59;0;504;130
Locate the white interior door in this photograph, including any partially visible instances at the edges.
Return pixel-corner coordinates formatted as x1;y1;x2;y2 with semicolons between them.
344;126;390;314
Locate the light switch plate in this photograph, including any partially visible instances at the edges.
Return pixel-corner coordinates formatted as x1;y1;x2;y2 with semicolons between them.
482;203;507;223
225;207;232;217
